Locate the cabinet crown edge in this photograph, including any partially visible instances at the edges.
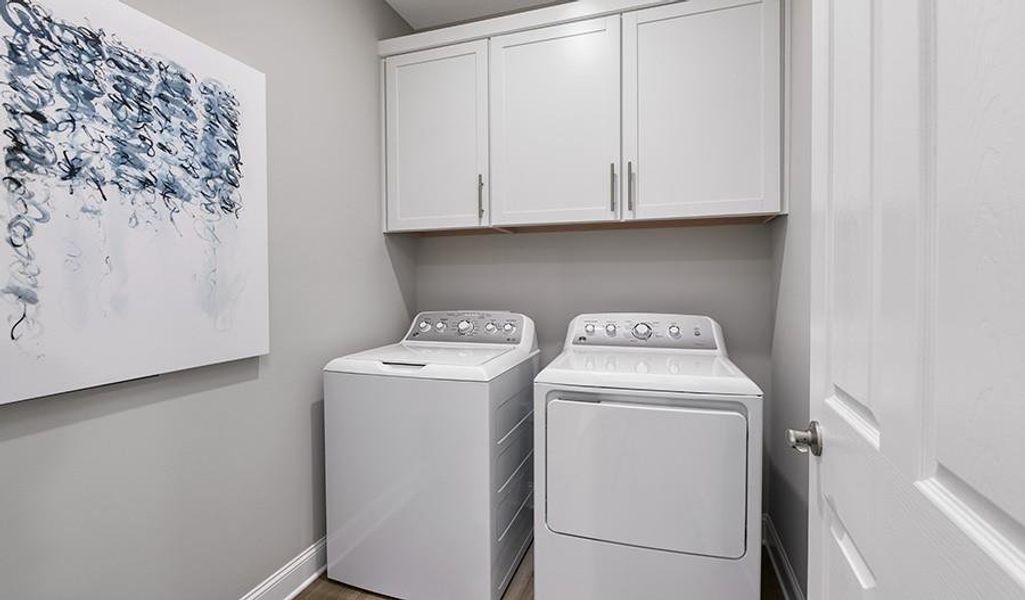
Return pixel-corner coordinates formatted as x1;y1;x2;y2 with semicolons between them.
379;0;766;57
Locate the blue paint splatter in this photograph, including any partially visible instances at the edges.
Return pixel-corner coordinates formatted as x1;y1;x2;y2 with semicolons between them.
0;0;246;341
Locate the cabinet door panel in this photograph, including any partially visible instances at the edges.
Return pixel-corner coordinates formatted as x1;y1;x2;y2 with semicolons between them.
623;0;780;220
490;17;621;226
385;41;488;232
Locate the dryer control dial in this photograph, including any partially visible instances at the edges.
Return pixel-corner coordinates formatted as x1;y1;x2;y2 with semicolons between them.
632;322;653;340
570;314;718;351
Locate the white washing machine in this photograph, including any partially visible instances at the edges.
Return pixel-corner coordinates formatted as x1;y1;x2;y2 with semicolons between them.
534;313;763;600
324;310;539;600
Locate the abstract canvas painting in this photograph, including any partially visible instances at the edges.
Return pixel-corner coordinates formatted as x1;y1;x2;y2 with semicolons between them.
0;0;268;404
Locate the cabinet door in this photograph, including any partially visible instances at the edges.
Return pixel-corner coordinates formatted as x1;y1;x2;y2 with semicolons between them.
490;17;621;226
385;41;488;232
623;0;780;220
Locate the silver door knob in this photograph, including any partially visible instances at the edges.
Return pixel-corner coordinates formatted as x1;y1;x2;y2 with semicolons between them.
786;421;822;456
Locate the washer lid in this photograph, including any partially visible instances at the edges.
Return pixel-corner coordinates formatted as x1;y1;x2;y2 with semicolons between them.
535;348;762;397
324;342;529;382
347;343;512;366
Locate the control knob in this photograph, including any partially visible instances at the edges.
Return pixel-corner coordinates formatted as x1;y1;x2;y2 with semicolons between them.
632;322;653;340
485;322;498;334
503;323;516;334
668;325;681;338
435;322;447;332
457;320;473;335
418;320;431;332
584;323;596;335
605;323;617;336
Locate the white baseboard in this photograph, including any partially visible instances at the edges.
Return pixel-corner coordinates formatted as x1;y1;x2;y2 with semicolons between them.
763;515;806;600
240;538;327;600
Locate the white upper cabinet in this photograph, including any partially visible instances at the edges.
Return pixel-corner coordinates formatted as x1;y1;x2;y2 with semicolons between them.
385;41;489;232
381;0;781;232
622;0;781;220
489;17;622;226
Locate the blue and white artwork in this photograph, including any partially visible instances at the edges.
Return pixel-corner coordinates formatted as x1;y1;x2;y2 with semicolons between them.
0;0;268;404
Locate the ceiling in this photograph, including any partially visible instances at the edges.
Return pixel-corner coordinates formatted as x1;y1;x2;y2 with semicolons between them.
385;0;569;30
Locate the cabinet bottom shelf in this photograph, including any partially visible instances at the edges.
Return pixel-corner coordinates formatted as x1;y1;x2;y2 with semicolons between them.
396;214;779;237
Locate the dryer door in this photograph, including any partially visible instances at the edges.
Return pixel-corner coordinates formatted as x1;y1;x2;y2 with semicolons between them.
546;397;748;559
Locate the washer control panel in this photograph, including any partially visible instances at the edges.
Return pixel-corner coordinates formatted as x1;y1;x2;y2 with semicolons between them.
406;311;524;344
570;313;718;350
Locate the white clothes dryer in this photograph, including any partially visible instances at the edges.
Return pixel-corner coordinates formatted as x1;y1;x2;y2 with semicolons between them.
324;311;539;600
534;313;763;600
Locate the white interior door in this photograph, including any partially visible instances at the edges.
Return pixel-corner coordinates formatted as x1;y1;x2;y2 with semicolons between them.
489;17;621;226
622;0;780;221
385;41;488;232
806;1;1025;598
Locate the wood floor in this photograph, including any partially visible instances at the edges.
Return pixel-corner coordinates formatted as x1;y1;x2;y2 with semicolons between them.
295;545;785;600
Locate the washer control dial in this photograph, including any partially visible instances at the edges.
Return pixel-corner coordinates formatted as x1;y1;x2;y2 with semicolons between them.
632;322;653;340
406;312;524;343
605;323;617;336
584;323;596;335
668;325;681;338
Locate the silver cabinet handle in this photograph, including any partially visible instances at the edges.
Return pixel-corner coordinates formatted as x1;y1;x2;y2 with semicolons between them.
627;161;635;212
787;421;823;456
478;174;484;220
610;163;617;212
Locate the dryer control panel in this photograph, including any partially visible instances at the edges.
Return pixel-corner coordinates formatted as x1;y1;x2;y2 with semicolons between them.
569;313;720;351
406;311;525;344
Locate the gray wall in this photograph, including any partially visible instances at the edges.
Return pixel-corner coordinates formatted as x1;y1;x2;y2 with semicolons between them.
415;224;776;411
0;2;413;599
767;0;812;592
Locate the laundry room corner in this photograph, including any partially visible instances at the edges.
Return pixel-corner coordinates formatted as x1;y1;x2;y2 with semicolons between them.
13;0;1025;597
